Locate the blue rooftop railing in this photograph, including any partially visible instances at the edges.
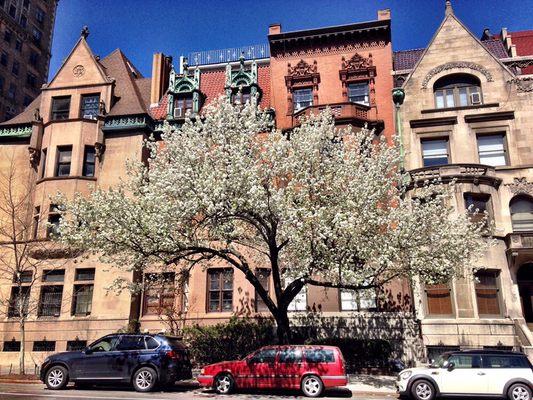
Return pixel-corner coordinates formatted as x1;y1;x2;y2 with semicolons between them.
187;44;270;66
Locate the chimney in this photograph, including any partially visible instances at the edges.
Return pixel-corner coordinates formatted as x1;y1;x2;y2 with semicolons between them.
150;53;172;106
269;23;281;35
377;9;391;21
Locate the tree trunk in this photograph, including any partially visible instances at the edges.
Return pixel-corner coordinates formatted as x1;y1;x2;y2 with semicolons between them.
19;319;25;375
273;309;292;344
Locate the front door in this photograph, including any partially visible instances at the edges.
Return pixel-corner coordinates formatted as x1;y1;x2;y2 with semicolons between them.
73;336;121;380
247;348;278;388
518;264;533;323
438;354;487;394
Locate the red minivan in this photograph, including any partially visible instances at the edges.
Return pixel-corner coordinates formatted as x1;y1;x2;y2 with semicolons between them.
197;345;347;397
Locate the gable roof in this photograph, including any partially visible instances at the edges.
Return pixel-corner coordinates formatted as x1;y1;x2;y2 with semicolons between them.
398;8;515;87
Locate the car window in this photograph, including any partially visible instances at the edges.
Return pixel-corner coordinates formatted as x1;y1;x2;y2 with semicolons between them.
89;336;119;353
145;337;159;350
116;336;146;351
447;354;481;368
249;348;277;363
304;349;335;363
483;355;529;368
279;348;302;363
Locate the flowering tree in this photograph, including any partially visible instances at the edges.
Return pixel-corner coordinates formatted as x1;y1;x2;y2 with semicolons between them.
57;98;488;342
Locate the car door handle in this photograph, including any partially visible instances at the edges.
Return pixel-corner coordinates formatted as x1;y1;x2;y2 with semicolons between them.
477;372;486;376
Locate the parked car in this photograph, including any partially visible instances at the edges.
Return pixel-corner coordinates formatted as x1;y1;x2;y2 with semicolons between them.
396;349;533;400
197;345;347;397
40;333;192;392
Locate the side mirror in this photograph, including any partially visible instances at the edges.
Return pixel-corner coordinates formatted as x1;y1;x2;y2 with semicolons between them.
84;347;93;355
447;362;455;371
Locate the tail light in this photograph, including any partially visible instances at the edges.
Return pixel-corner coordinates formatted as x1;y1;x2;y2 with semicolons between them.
166;350;181;360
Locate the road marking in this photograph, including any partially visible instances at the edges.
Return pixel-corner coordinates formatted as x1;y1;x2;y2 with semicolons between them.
0;392;175;400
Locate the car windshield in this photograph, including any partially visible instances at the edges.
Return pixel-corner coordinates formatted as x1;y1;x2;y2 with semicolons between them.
431;354;449;368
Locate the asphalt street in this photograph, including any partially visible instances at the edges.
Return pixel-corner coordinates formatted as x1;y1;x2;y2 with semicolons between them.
0;382;399;400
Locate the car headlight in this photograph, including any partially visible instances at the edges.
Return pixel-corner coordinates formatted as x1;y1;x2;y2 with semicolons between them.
200;368;205;374
399;370;412;380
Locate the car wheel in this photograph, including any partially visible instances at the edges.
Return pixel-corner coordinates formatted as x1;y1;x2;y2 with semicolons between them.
214;373;234;395
45;365;68;390
508;383;532;400
132;367;158;392
411;379;436;400
301;374;324;398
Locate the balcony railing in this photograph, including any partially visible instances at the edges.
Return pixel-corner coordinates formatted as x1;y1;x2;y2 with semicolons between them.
409;163;502;188
506;232;533;250
294;101;370;123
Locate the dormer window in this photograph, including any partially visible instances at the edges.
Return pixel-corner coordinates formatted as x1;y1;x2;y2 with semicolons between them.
174;95;193;118
231;87;251;106
434;74;481;109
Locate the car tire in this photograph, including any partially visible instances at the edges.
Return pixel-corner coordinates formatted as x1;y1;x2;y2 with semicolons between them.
508;383;532;400
411;379;436;400
45;365;69;390
301;374;324;398
132;367;158;392
214;373;235;395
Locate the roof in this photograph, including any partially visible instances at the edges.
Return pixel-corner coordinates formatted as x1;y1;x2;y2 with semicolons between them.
149;64;271;121
393;39;509;72
99;49;149;116
509;30;533;57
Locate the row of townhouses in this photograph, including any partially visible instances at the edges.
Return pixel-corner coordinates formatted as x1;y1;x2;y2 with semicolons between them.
0;2;532;369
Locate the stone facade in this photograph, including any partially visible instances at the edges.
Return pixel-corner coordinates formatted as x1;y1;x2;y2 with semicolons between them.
396;2;533;360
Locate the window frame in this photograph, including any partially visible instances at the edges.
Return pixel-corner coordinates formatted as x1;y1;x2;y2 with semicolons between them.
55;145;72;177
292;87;313;112
347;82;370;106
421;137;450;167
82;146;96;177
474;269;502;318
206;268;234;313
424;283;455;317
71;284;94;316
464;192;493;225
476;133;508;167
80;93;100;120
141;272;176;316
433;74;483;109
254;268;270;312
38;285;63;317
50;96;71;121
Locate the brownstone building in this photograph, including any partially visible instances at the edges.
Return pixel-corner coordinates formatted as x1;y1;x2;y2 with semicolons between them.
0;0;58;122
394;2;533;360
0;10;422;371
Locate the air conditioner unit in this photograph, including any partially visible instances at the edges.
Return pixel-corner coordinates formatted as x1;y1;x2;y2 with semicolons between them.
470;92;481;105
174;107;184;118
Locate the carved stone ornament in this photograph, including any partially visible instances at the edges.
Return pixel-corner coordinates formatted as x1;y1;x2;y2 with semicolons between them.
28;146;40;168
287;59;318;77
342;53;373;71
506;177;533;195
73;65;85;78
509;77;533;93
421;61;493;88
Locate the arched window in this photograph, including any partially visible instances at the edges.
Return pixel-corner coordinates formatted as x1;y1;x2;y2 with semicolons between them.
510;195;533;232
433;74;482;109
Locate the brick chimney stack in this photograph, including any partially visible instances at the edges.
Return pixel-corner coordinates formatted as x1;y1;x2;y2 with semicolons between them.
378;9;391;20
269;23;281;35
150;53;173;106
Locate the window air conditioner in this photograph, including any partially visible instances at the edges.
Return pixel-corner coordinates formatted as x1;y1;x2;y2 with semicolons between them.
470;92;481;105
174;107;184;118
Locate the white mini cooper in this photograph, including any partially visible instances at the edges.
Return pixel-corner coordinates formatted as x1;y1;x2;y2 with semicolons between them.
397;350;533;400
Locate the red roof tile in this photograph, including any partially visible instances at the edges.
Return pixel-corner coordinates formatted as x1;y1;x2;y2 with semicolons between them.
150;63;271;121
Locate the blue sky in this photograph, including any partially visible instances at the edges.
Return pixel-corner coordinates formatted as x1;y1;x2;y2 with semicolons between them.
49;0;533;78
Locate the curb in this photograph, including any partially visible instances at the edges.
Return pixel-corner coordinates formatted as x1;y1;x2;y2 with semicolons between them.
0;379;41;384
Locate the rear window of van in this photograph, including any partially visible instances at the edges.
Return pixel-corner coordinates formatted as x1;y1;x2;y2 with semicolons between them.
304;349;335;363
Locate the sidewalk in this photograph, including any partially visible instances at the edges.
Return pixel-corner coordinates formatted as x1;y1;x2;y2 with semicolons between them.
347;374;397;395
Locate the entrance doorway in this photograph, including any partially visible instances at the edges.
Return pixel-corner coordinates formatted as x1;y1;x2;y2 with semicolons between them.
517;264;533;324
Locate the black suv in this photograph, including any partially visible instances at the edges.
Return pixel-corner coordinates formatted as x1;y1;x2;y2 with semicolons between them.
40;334;192;392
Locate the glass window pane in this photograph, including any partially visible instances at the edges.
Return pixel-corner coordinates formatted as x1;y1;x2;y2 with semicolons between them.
477;135;506;166
348;83;369;105
341;290;357;311
459;87;468;106
293;88;313;111
422;139;449;167
445;90;454;107
435;91;445;108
